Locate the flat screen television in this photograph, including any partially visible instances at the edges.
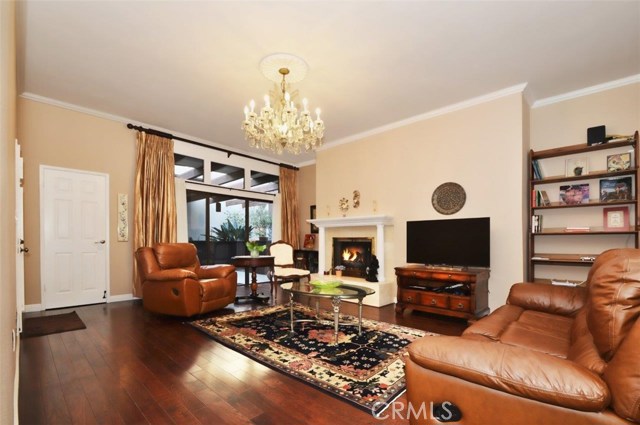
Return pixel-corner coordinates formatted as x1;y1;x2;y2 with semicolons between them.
406;217;490;268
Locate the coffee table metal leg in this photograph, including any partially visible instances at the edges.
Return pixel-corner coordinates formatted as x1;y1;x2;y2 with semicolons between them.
289;291;295;334
331;297;341;344
358;297;364;334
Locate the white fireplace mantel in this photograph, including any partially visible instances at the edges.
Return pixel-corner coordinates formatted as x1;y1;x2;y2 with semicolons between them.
307;215;393;278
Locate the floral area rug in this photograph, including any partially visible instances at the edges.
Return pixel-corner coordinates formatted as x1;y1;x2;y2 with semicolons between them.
188;304;433;414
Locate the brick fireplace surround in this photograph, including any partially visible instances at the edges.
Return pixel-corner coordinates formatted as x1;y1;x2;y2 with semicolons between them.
306;215;394;307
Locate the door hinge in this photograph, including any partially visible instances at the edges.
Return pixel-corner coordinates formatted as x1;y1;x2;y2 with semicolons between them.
103;290;107;299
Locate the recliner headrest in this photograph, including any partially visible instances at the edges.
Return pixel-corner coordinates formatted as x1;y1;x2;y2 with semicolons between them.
153;243;198;270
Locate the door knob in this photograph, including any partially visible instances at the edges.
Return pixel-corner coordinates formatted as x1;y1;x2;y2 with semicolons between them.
95;240;106;244
20;247;29;253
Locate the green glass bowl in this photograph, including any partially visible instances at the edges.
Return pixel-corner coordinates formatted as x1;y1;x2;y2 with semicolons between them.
312;287;344;295
309;279;342;289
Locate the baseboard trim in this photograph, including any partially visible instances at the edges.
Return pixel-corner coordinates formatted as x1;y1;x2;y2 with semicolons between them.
108;294;137;303
24;304;43;312
24;295;138;312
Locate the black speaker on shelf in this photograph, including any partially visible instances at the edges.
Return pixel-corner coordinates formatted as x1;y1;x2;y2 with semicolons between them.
587;125;606;146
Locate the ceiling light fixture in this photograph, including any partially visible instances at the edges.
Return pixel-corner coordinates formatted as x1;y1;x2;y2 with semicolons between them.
242;53;324;155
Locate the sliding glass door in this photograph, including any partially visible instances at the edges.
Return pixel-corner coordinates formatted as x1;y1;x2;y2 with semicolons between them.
186;190;273;268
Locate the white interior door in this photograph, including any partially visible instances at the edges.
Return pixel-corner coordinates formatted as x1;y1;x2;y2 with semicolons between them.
41;166;109;309
15;140;24;332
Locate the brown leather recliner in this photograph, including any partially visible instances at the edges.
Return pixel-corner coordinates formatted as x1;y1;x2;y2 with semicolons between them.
135;243;237;317
405;248;640;425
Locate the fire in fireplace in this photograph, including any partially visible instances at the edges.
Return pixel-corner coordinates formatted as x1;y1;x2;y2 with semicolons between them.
332;237;373;278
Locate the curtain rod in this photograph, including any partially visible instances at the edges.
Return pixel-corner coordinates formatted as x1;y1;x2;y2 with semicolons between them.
126;123;298;170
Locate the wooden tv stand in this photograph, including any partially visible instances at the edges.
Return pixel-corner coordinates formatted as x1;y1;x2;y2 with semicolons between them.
395;265;490;321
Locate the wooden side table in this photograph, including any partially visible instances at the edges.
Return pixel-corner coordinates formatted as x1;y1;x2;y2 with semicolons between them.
231;255;274;304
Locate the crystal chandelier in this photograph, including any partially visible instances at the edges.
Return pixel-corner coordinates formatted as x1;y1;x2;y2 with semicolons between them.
242;54;325;155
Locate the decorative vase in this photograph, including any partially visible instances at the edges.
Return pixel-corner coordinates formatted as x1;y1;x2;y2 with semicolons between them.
335;270;343;277
250;250;260;258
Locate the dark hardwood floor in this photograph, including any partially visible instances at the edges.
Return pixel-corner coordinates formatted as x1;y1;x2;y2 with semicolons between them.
19;282;467;425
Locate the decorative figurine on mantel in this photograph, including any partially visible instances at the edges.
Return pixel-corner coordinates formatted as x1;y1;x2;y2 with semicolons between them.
366;255;379;282
339;197;349;216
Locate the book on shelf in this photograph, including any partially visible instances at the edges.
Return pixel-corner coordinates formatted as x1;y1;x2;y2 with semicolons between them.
531;215;543;233
539;190;551;206
531;190;551;207
606;135;634;143
531;159;543;179
564;226;590;232
551;280;583;287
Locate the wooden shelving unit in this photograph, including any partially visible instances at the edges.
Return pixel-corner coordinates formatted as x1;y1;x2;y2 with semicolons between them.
527;131;639;281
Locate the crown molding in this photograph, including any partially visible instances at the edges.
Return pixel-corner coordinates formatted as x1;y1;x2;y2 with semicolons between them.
319;83;528;150
19;92;281;165
20;92;132;124
532;74;640;108
295;159;316;168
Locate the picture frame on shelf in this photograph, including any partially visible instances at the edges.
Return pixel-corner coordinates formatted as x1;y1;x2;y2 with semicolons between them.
559;184;590;205
599;177;632;202
310;205;318;234
606;153;632;172
603;206;630;231
565;157;588;177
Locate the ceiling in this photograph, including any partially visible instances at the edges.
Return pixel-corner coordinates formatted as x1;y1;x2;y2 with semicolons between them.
16;1;640;166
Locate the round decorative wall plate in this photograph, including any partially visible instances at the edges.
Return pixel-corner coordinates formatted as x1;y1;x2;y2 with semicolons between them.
432;182;466;215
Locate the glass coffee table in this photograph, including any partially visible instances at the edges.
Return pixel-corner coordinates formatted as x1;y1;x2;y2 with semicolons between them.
281;279;375;343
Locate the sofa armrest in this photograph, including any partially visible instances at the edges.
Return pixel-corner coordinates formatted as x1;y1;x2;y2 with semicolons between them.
507;282;587;316
408;336;610;411
145;269;198;281
197;264;236;279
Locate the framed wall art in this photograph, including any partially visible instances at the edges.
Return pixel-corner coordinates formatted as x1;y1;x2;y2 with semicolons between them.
310;205;318;234
603;206;629;231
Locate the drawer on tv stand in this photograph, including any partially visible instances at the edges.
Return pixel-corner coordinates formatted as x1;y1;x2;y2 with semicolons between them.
449;295;471;312
419;293;449;309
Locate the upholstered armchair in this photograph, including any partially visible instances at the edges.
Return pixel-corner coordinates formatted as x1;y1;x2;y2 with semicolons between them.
269;240;311;294
135;243;237;317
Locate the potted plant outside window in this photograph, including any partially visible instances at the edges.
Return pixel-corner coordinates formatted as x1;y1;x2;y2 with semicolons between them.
246;241;267;258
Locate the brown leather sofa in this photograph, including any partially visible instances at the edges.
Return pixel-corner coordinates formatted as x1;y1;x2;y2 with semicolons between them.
135;243;237;317
405;248;640;425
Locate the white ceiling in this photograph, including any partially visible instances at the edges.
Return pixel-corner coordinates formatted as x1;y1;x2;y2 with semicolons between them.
16;1;640;165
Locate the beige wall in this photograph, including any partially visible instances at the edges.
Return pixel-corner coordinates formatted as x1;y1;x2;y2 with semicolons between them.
522;96;531;277
297;163;316;247
530;83;640;281
531;83;640;151
0;1;17;423
18;99;136;305
316;92;526;310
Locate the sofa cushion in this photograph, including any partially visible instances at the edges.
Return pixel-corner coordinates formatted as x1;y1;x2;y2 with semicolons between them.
464;305;573;358
408;336;611;412
499;310;573;358
463;304;523;341
567;308;606;375
587;248;640;360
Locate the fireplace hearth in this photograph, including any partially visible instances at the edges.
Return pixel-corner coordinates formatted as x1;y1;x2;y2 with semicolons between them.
332;238;373;278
